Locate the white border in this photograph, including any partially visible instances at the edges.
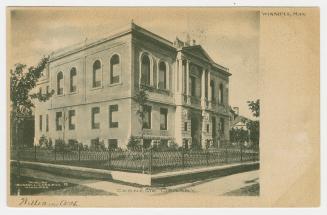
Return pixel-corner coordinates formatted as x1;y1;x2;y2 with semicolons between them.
1;1;326;215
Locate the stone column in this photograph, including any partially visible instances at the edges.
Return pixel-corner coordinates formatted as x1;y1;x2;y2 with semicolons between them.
156;60;159;89
166;62;170;90
178;59;183;93
175;58;184;106
207;69;212;108
201;68;206;109
186;60;190;104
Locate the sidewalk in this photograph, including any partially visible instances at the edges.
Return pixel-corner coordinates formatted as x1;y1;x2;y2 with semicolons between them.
11;160;259;186
17;167;259;196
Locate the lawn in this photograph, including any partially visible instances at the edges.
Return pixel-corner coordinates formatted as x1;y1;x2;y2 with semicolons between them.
10;165;115;196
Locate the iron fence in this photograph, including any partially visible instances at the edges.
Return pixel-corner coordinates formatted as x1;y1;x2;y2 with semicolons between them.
11;145;259;174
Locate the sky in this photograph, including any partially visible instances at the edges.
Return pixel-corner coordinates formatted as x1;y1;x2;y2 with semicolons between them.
8;7;260;119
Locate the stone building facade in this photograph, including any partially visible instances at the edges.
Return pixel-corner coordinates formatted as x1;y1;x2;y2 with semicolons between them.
34;22;231;149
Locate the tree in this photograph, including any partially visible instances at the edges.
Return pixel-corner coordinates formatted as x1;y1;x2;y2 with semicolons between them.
10;57;54;194
10;56;54;116
134;87;149;149
246;99;260;145
230;127;249;145
10;56;54;147
247;99;260;118
134;86;149;173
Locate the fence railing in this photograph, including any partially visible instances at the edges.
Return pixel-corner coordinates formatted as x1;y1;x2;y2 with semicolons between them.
11;145;259;174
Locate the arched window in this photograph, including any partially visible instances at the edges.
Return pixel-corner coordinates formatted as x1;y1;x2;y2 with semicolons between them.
70;67;77;92
57;71;63;95
210;80;215;101
93;60;101;88
218;83;224;104
110;54;120;84
141;54;151;86
158;62;167;89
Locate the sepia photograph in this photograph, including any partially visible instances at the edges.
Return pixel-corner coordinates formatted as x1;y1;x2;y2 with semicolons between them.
6;6;320;208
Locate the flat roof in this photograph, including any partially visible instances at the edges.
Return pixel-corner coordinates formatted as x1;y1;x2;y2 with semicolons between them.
49;22;230;75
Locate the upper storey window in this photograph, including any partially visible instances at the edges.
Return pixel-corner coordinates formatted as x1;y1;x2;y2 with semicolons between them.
210;80;215;101
70;67;77;93
110;54;120;85
141;54;151;86
158;62;167;90
57;71;63;95
92;60;102;88
190;76;196;97
218;83;224;104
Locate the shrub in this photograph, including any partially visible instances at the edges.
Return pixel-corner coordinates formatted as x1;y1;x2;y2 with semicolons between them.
127;136;141;151
55;139;65;151
38;135;48;148
67;139;79;151
83;144;89;151
89;138;106;151
48;138;53;149
168;140;179;151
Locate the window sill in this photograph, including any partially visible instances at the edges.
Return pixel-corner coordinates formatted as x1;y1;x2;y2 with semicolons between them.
108;82;122;87
56;94;65;97
90;86;103;91
67;90;79;95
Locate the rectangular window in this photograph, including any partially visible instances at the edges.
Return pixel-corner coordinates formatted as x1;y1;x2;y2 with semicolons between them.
91;107;100;129
190;76;196;96
160;108;168;130
108;139;118;149
46;86;49;94
159;63;167;90
207;124;210;133
220;118;225;134
212;117;216;137
184;122;188;131
39;115;42;131
90;138;100;151
68;110;76;130
56;112;62;131
109;105;119;128
143;105;152;129
46;114;49;132
39;87;42;95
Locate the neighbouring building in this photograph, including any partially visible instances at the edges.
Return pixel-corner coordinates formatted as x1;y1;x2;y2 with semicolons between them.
229;107;252;146
34;22;231;150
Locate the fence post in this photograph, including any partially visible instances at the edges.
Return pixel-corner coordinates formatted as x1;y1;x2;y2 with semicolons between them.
62;145;65;161
206;149;209;166
78;144;81;162
54;144;56;161
108;148;111;168
240;144;243;162
34;144;37;161
225;147;228;163
181;147;185;169
149;147;153;174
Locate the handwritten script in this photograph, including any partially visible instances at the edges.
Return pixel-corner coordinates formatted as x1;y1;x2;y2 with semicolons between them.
18;197;78;207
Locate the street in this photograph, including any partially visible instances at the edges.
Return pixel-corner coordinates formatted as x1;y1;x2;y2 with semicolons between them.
11;167;259;196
